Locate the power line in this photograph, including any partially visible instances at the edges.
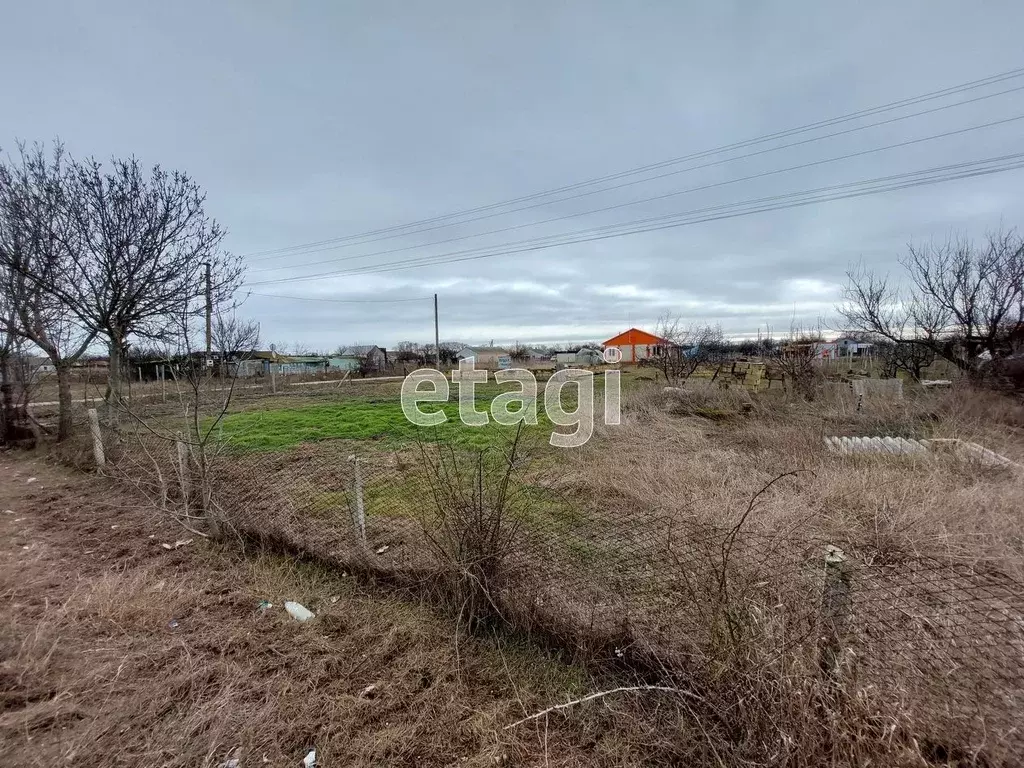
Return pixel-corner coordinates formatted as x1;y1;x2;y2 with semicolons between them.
246;153;1024;285
248;84;1024;266
340;154;1024;277
247;292;431;303
240;66;1024;260
252;153;1024;281
249;112;1024;275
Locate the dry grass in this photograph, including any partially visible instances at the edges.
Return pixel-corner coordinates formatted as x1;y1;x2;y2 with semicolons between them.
1;455;762;768
557;382;1024;763
47;376;1024;765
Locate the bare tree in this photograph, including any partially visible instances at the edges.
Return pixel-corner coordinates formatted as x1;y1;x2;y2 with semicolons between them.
508;341;530;363
0;288;27;443
839;230;1024;375
212;312;260;376
649;314;725;384
0;143;96;440
875;339;935;381
395;341;424;364
767;327;825;400
61;156;242;418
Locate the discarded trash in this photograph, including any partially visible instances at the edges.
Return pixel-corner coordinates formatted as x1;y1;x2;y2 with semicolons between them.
284;601;315;622
110;524;119;530
302;748;317;767
167;619;180;630
256;600;274;613
26;477;37;484
375;545;390;555
218;749;241;768
330;595;340;604
3;509;14;514
160;539;193;551
359;683;378;699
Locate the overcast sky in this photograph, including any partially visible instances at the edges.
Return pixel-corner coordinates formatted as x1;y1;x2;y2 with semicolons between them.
3;2;1024;350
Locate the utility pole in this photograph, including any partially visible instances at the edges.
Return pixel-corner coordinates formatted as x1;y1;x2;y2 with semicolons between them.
204;262;212;373
434;293;440;369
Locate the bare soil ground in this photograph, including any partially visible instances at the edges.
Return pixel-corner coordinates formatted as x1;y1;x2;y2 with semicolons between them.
0;453;687;767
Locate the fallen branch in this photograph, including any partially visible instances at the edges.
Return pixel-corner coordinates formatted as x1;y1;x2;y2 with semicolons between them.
503;685;700;730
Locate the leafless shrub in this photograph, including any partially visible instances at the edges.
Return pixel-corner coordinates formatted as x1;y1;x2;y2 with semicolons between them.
767;327;826;400
648;314;725;384
416;426;531;628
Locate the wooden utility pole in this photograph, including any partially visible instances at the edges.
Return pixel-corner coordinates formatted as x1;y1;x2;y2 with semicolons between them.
434;293;440;369
204;262;212;372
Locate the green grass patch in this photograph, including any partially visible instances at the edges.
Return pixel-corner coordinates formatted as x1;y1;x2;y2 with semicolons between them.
215;396;554;452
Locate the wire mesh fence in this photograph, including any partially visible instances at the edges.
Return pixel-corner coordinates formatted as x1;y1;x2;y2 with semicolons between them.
89;389;1024;763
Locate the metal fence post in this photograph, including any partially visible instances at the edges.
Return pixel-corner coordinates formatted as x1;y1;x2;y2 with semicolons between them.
87;408;105;468
820;544;850;680
348;454;367;548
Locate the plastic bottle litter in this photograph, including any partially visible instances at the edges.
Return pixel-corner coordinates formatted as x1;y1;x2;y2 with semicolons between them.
284;601;315;622
256;600;274;613
302;748;317;767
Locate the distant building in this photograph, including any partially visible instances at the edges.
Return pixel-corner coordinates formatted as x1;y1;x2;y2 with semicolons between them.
27;356;55;375
340;345;388;371
575;347;604;366
833;337;874;358
601;328;672;364
327;355;363;372
457;346;508;367
249;351;328;375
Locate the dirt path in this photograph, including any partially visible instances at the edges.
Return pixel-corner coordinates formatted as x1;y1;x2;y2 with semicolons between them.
0;453;658;767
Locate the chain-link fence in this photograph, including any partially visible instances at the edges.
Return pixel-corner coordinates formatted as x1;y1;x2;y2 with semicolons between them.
88;386;1024;763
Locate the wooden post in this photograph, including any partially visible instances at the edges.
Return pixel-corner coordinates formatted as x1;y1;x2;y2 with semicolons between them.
87;408;104;468
819;545;850;680
161;364;166;402
348;454;367;547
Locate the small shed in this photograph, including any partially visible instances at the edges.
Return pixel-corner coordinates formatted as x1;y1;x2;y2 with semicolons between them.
457;346;509;367
575;348;604;366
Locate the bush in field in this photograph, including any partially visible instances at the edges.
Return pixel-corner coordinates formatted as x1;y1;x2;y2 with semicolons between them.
417;425;531;628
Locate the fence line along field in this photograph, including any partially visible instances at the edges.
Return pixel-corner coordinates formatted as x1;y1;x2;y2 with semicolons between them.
66;361;1021;767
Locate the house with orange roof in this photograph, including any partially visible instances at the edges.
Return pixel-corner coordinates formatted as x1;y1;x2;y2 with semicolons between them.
601;327;672;364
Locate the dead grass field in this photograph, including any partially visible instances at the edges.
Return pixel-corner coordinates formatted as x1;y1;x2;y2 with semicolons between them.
0;456;730;767
22;373;1024;765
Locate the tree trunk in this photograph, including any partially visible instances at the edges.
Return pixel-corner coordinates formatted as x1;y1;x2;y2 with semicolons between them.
0;354;12;443
107;336;123;425
56;362;74;442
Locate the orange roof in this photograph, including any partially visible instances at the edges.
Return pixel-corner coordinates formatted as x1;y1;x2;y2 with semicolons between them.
601;328;668;347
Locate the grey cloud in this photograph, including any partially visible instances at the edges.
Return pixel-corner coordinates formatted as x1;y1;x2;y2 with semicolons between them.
3;1;1023;349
